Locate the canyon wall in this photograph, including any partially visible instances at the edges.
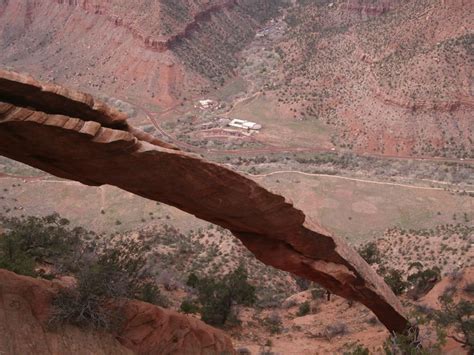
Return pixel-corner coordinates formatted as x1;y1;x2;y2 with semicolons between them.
0;0;284;107
276;0;473;158
0;69;409;334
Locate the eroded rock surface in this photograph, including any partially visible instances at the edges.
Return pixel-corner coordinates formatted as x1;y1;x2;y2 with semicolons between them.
0;69;409;333
0;269;233;355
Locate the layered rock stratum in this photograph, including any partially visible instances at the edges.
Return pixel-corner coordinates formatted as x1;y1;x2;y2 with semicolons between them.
0;69;410;334
273;0;473;158
0;269;234;354
0;0;283;106
1;0;471;159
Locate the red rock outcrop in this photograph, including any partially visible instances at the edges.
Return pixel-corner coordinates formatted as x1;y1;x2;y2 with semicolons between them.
51;0;241;53
0;69;410;334
0;269;234;354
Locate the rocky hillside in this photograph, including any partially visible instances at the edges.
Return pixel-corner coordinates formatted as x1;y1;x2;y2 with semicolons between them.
1;0;471;159
0;0;285;108
0;269;234;355
266;0;473;158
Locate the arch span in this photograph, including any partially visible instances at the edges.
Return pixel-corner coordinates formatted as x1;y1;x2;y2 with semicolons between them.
0;69;409;333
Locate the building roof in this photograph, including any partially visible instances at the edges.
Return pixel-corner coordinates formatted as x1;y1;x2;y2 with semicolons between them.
228;119;261;130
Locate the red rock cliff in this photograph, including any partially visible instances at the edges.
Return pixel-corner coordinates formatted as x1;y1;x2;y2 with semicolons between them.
0;0;280;107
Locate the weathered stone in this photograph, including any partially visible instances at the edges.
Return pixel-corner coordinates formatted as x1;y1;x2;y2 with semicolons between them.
0;69;409;333
0;269;234;355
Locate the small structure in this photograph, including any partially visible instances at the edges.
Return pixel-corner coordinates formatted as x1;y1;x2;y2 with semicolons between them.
198;99;215;109
228;119;262;131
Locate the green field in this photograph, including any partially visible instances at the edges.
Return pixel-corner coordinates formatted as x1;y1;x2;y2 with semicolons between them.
227;95;335;149
0;176;208;234
256;173;473;243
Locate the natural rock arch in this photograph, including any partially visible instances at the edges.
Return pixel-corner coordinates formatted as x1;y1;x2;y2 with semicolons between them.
0;69;409;333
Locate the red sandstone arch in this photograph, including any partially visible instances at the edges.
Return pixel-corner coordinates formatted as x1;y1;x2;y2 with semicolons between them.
0;69;409;333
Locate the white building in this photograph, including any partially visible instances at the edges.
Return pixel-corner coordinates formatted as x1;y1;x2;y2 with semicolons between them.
228;119;262;131
198;99;215;109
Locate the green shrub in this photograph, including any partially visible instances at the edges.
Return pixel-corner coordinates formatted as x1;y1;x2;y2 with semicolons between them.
296;301;310;317
464;283;474;295
263;312;283;334
311;286;326;300
0;214;85;277
343;344;370;355
324;322;348;340
0;234;36;276
358;242;381;265
0;214;168;330
294;276;311;291
431;293;473;351
383;325;444;355
407;267;441;297
49;245;166;329
180;299;200;314
186;272;199;288
192;265;256;327
49;287;118;330
383;269;408;295
138;282;167;307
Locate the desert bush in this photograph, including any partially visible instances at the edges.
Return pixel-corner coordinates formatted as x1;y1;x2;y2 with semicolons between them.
0;234;36;277
430;293;473;351
192;265;256;327
324;322;348;340
296;301;310;317
159;270;179;291
0;214;87;276
138;282;167;307
383;325;444;355
49;239;166;329
236;347;251;355
179;298;200;314
464;282;474;295
294;276;311;291
367;316;379;325
343;343;370;355
49;258;129;330
407;266;441;297
358;242;381;265
186;272;199;288
311;286;326;300
383;268;408;295
49;288;117;330
259;338;276;355
264;312;283;334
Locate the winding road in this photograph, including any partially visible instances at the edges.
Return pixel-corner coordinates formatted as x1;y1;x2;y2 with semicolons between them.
2;169;473;193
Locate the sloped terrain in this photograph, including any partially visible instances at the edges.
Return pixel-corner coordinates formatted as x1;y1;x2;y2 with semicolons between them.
232;266;474;354
266;0;473;158
0;269;234;355
1;0;471;159
0;0;285;109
